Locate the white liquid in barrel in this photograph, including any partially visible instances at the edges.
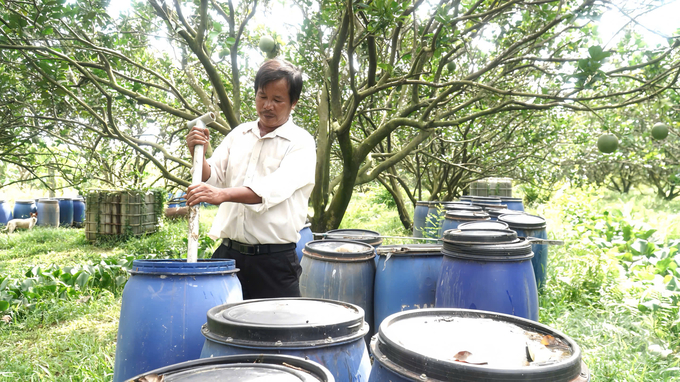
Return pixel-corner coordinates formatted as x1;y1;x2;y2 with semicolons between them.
386;316;572;368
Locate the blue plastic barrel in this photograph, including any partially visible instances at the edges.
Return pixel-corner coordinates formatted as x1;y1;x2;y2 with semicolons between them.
374;244;443;332
0;200;12;225
438;210;490;238
37;199;59;227
13;200;35;219
200;298;371;382
486;207;524;221
113;259;243;382
72;198;85;228
412;201;429;238
296;224;314;262
499;213;549;289
501;196;525;211
57;198;74;227
132;354;335;382
435;229;539;321
369;309;589;382
300;240;376;343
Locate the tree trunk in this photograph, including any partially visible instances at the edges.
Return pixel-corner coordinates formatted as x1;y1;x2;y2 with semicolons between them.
378;170;412;231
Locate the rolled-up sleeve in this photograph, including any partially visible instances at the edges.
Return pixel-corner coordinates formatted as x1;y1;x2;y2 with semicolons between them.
246;134;316;213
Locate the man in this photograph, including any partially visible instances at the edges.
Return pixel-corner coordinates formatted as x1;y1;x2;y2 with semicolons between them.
185;59;315;299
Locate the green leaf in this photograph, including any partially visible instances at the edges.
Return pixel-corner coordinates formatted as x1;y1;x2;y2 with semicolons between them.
0;300;9;311
75;272;90;289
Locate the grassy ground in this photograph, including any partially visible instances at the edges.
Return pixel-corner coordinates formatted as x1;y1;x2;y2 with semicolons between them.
1;189;679;381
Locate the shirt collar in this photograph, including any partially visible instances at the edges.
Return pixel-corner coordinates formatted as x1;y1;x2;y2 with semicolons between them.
246;117;295;141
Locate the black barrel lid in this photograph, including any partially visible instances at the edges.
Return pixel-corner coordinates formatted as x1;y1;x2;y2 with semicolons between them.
202;298;368;348
444;210;490;220
442;229;532;260
370;309;582;382
129;354;334;382
500;197;524;202
376;244;442;257
458;221;509;230
416;201;429;206
486;208;525;218
470;196;502;202
324;229;383;247
443;204;482;212
305;240;375;262
498;213;547;229
428;201;443;206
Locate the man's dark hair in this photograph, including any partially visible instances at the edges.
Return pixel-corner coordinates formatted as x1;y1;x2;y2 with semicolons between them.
254;59;303;104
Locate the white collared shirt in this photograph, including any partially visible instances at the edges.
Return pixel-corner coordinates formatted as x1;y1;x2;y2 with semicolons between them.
204;117;316;244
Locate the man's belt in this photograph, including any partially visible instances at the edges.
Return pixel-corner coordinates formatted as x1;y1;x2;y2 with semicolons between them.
223;238;296;255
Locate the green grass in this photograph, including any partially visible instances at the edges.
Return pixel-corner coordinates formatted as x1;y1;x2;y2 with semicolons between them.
0;209;219;381
0;292;120;381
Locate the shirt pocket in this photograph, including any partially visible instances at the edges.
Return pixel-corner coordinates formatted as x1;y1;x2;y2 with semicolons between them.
262;157;282;176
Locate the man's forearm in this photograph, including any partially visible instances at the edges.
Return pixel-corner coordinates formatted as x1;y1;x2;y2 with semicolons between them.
202;159;211;182
222;187;263;204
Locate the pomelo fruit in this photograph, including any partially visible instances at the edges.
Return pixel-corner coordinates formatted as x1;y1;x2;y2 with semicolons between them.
651;122;669;140
219;47;230;59
447;62;456;72
266;49;277;59
597;133;618;153
259;35;276;53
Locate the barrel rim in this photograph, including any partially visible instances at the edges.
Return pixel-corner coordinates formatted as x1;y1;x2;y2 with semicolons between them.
323;229;383;247
470;196;502;201
500;197;524;202
458;221;509;230
498;213;547;229
15;199;36;204
37;199;59;204
443;205;483;212
304;239;375;262
129;259;238;275
471;202;509;209
376;244;442;256
442;231;534;260
202;298;369;348
444;210;490;219
415;201;429;206
371;308;583;382
129;354;335;382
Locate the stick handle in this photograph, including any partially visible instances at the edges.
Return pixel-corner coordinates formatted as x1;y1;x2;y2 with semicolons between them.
186;112;215;263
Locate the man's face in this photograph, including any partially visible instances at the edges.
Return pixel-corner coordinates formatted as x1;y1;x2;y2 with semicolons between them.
256;78;297;131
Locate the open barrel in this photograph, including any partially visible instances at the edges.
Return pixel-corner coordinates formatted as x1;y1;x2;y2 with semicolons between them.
131;354;334;382
369;308;589;381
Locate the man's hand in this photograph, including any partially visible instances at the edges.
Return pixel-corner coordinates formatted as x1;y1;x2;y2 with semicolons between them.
186;125;210;158
186;183;226;206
